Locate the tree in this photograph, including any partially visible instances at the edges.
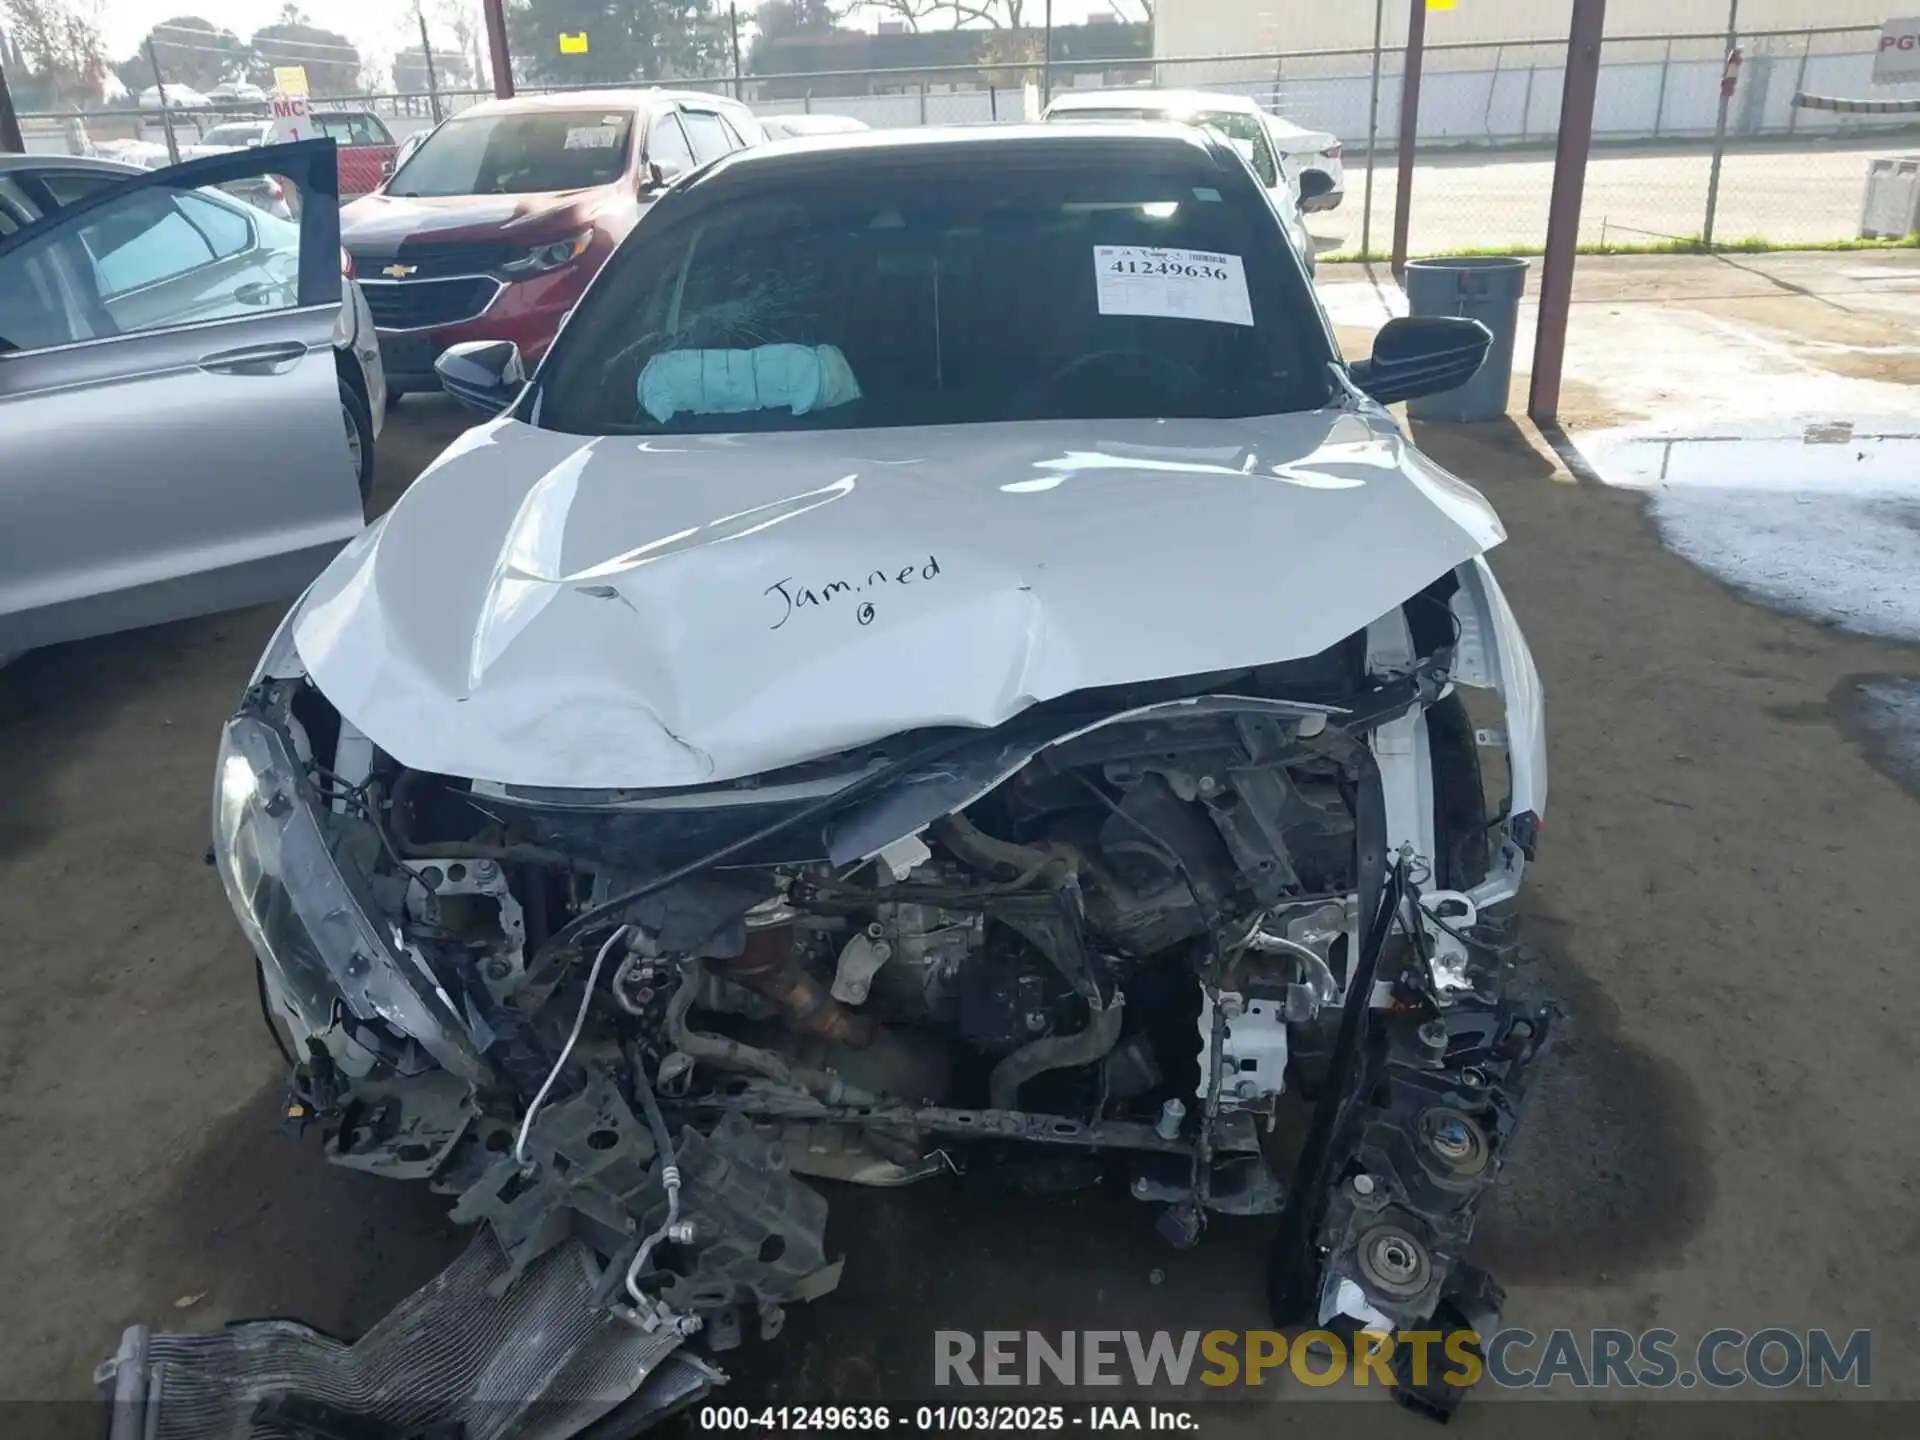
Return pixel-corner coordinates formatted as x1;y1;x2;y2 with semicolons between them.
748;0;841;72
867;1;940;32
512;0;730;86
975;26;1041;89
754;0;842;35
123;15;247;92
248;20;363;94
430;0;489;92
393;40;472;92
868;0;1024;32
2;0;108;106
394;0;478;93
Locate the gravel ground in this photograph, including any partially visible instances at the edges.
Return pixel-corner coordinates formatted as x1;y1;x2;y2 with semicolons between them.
3;257;1919;1434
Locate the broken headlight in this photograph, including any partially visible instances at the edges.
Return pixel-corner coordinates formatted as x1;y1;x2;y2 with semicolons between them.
213;707;485;1080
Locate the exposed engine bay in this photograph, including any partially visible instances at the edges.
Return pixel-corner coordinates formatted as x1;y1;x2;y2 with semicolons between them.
108;563;1550;1439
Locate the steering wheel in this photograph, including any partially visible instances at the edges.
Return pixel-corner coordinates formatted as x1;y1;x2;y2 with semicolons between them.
1040;348;1210;411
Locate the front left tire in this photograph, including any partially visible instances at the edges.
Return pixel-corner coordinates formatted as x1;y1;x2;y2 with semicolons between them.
340;376;375;505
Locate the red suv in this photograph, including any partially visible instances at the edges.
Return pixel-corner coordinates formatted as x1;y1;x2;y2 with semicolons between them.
341;89;763;397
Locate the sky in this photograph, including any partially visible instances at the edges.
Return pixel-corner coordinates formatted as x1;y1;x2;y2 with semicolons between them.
98;3;416;61
92;1;1135;71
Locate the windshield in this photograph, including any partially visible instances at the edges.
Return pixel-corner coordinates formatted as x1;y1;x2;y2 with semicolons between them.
535;151;1330;437
387;109;634;196
202;123;267;146
1050;107;1279;188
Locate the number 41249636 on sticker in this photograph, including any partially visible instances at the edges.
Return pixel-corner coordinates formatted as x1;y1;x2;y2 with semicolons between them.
1094;245;1254;327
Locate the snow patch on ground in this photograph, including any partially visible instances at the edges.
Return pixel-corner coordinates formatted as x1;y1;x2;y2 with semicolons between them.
1578;413;1920;645
1647;488;1920;642
1565;284;1920;644
1324;270;1920;643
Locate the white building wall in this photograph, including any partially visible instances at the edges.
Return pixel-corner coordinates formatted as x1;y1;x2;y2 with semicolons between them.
1145;0;1920;142
1154;0;1904;61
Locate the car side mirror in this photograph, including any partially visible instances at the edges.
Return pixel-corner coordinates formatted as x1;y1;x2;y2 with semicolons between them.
1349;316;1492;406
645;157;685;192
436;339;526;416
380;158;395;179
1298;168;1335;204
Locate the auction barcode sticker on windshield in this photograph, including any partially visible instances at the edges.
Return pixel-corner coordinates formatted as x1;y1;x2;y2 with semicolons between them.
1093;246;1253;327
564;125;620;149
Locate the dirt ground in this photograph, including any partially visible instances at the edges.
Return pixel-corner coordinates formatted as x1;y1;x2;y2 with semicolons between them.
4;255;1919;1435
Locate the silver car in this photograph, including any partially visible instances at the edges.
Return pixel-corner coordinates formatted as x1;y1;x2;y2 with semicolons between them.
0;143;384;656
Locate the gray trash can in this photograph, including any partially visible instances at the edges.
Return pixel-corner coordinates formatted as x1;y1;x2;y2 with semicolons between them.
1402;256;1529;423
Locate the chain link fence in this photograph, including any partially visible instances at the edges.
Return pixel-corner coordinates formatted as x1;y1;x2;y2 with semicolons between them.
16;22;1917;255
1154;23;1917;258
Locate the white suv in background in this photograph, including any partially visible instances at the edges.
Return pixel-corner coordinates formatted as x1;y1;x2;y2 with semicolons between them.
1041;88;1330;273
1262;111;1345;212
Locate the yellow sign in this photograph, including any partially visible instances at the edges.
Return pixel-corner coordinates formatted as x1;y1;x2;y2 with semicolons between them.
559;32;589;55
273;65;310;96
1428;0;1456;10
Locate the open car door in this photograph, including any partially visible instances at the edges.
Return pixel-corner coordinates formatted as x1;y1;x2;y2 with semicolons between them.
0;140;358;655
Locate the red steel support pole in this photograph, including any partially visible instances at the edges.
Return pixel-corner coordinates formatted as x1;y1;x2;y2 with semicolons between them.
483;0;515;99
1529;0;1609;423
1389;0;1428;279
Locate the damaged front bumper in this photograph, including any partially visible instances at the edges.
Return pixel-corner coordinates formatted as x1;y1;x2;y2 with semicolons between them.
115;558;1553;1435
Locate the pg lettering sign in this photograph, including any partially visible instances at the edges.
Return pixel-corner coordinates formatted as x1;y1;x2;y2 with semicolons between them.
1875;17;1920;84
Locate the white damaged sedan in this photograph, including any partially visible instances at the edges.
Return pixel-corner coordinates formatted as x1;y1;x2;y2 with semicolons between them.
110;125;1549;1436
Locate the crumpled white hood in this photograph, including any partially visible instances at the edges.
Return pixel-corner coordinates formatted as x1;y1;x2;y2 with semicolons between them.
293;408;1505;790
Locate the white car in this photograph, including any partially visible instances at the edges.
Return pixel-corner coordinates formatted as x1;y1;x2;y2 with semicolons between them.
137;84;211;110
197;119;274;149
1044;88;1326;273
759;112;868;140
207;81;268;106
112;124;1549;1438
92;135;293;219
1263;111;1345;212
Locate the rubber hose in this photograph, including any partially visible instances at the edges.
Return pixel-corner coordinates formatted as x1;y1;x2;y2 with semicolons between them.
664;963;883;1107
629;1045;676;1171
987;991;1126;1111
665;964;797;1087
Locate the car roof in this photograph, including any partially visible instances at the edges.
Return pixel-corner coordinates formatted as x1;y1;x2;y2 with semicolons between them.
0;152;143;178
765;113;865;131
1260;112;1336;141
700;121;1235;182
1045;88;1263;118
446;88;747;121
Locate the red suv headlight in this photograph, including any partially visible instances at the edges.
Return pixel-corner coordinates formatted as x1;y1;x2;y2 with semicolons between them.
500;228;595;276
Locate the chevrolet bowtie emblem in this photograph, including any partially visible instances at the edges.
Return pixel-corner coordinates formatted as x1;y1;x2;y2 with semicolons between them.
381;262;417;278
